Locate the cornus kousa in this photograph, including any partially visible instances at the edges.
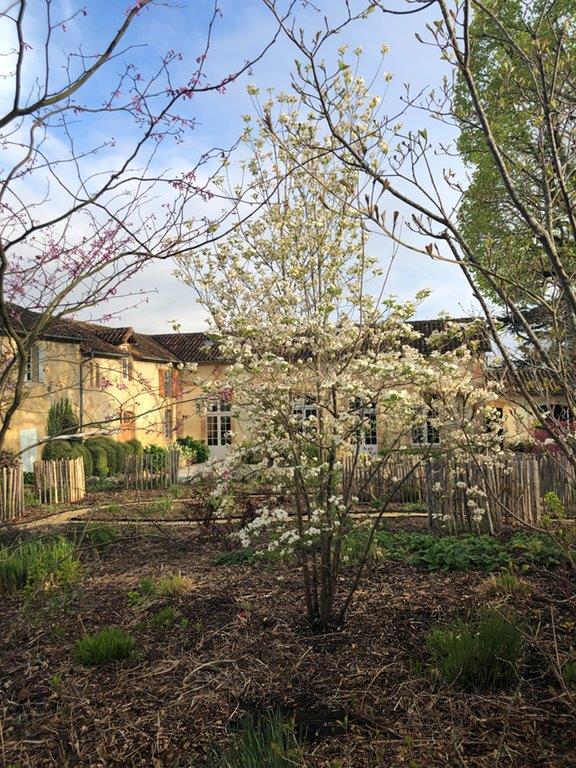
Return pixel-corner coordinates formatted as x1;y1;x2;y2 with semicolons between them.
179;92;499;630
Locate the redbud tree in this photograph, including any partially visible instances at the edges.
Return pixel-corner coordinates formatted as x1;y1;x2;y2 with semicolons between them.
0;0;282;449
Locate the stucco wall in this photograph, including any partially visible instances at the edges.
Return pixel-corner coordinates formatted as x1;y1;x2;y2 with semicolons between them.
1;336;177;466
81;355;176;447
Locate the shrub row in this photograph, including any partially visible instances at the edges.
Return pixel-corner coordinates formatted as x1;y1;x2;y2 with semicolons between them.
41;436;143;479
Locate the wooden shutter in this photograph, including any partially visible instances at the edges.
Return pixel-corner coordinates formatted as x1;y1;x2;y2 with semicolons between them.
171;369;180;398
36;345;45;382
158;368;165;397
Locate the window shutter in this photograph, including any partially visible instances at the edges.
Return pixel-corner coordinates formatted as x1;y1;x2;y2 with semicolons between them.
171;369;180;398
158;368;165;397
164;369;172;398
34;345;44;382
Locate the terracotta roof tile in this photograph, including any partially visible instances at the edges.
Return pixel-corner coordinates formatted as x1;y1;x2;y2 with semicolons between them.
1;305;178;362
150;332;221;363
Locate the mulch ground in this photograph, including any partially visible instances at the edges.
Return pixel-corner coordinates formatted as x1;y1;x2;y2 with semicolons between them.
1;522;576;768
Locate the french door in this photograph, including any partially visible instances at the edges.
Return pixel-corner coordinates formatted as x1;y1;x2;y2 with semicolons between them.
207;400;232;457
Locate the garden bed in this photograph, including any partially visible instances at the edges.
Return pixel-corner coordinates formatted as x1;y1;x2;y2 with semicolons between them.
1;523;575;767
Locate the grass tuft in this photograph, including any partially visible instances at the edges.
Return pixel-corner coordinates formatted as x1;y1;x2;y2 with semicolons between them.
157;573;193;596
72;627;136;666
0;536;80;594
84;523;118;550
562;659;576;689
484;571;532;599
427;609;523;691
150;606;177;629
206;710;303;768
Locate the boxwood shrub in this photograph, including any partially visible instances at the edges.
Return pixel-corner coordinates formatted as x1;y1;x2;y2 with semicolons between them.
41;440;73;461
126;438;143;456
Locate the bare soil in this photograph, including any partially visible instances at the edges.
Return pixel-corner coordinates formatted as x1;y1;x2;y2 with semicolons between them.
1;521;575;768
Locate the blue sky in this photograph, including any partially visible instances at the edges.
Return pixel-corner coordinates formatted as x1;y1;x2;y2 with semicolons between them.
9;0;477;332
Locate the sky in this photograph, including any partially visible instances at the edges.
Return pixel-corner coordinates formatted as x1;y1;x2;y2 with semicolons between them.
3;0;478;333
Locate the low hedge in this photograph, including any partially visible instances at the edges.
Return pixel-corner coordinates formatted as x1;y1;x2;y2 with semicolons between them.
88;439;118;475
126;438;143;456
85;442;109;479
76;445;93;478
112;441;126;473
41;440;73;461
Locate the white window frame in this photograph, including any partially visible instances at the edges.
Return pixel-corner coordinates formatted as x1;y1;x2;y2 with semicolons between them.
122;356;133;380
163;408;174;439
360;401;378;447
411;407;440;446
292;396;317;428
25;345;44;383
206;399;232;447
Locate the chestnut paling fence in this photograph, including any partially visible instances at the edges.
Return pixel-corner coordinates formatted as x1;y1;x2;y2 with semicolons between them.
342;452;576;531
1;456;88;523
0;463;24;522
124;449;180;491
34;456;86;505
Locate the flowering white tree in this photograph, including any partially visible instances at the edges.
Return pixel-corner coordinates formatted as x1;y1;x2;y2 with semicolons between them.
261;0;576;467
180;96;497;629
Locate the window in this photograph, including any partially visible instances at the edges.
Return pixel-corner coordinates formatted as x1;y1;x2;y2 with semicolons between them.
122;356;133;380
25;345;43;382
552;404;571;423
89;361;101;388
163;369;173;398
486;406;505;437
292;396;317;430
163;408;174;439
19;428;38;473
207;399;232;447
120;410;135;439
411;407;440;445
350;398;378;449
159;367;174;397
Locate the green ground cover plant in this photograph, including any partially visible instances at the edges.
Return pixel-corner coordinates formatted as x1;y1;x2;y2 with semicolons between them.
374;530;567;571
215;548;258;566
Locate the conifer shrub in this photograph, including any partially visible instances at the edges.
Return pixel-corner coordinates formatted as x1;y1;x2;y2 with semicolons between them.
46;397;79;437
